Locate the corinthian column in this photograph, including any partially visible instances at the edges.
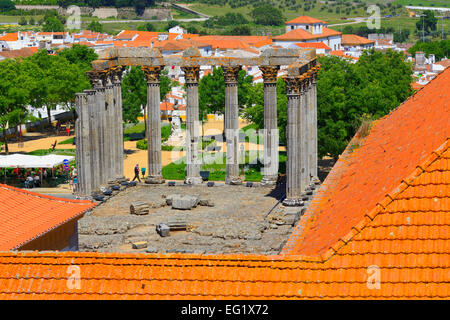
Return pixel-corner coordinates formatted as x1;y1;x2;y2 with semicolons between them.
87;70;107;190
300;74;310;193
143;66;165;184
104;72;115;182
111;66;125;180
282;73;303;207
223;66;242;185
75;92;90;196
182;66;202;185
310;66;320;185
260;65;280;186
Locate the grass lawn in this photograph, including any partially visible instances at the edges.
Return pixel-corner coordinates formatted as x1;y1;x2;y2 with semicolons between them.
27;149;76;156
162;151;287;181
0;15;44;23
58;137;74;145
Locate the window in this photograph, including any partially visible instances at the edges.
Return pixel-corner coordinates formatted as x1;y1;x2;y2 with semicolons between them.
291;26;294;30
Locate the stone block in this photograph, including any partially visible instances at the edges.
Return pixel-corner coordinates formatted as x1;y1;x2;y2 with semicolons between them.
198;198;215;207
171;195;199;210
156;223;170;237
132;241;147;249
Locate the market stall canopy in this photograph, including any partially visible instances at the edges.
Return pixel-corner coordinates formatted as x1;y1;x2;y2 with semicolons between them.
0;154;74;168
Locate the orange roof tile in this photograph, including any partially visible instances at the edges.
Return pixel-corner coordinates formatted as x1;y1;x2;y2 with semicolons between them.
294;42;331;50
283;67;450;258
341;34;375;46
0;47;37;59
0;33;18;42
273;27;341;41
0;184;96;251
0;69;449;300
285;16;327;25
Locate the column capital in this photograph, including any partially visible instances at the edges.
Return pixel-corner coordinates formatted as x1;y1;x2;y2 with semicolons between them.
283;75;302;96
142;66;164;83
311;65;320;84
181;66;200;84
110;66;125;85
301;73;312;92
86;70;108;88
223;66;241;84
260;65;280;84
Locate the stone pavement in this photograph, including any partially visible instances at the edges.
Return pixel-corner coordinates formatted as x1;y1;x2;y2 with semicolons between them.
78;183;308;255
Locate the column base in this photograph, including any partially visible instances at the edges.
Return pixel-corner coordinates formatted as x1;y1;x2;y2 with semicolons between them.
313;176;321;185
225;176;242;185
184;176;203;185
260;175;278;187
282;198;304;207
145;176;165;184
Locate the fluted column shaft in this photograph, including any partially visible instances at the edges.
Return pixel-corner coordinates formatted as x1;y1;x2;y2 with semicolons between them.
112;67;125;179
104;75;115;182
300;76;310;192
283;75;303;206
310;67;319;184
182;66;202;185
223;66;242;185
260;66;280;186
75;92;91;196
143;66;165;184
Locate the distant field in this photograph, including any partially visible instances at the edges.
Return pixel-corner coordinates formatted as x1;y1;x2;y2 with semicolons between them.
0;15;43;23
393;0;450;7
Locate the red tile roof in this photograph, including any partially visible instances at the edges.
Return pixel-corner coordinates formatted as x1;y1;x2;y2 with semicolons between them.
0;47;38;59
0;69;448;299
273;27;341;41
285;16;327;25
0;33;18;42
0;184;96;251
283;67;450;257
294;42;331;50
341;34;375;46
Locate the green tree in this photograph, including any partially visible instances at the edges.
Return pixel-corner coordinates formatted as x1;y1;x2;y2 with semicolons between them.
199;67;253;118
0;0;14;12
0;59;34;154
27;50;90;125
250;5;284;26
416;10;437;33
42;16;65;32
228;25;251;36
18;16;27;26
87;19;103;33
57;44;98;72
408;40;450;61
137;22;155;32
122;66;147;124
29;17;35;26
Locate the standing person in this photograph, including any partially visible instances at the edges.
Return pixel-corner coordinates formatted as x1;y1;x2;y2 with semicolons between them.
72;174;77;193
141;166;146;179
132;164;141;182
66;123;71;136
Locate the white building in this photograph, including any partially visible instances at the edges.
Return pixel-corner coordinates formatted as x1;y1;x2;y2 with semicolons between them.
273;16;342;51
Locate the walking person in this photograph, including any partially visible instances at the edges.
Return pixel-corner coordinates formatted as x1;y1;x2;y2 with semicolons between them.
132;164;141;182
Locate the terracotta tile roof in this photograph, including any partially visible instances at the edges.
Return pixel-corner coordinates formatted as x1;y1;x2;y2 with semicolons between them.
0;69;448;300
341;34;375;46
285;16;327;25
0;33;18;42
273;27;341;41
283;67;450;258
195;35;270;50
159;39;211;52
0;184;96;251
294;42;331;50
0;47;37;59
435;59;450;69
